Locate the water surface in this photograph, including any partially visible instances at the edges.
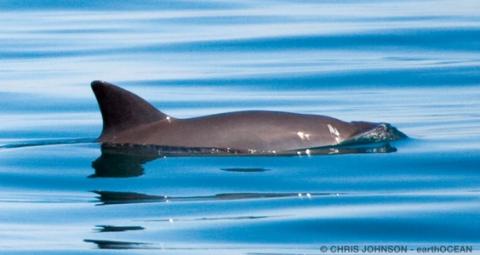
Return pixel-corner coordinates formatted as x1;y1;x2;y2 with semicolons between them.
1;0;480;254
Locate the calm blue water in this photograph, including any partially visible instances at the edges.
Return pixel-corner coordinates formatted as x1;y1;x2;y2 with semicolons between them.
1;0;480;254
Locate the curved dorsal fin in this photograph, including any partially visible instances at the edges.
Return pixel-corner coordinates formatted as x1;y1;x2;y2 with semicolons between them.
91;80;168;139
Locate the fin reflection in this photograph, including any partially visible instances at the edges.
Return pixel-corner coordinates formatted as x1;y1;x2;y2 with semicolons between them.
90;146;158;178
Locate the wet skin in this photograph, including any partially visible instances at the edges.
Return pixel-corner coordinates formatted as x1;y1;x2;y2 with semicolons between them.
91;81;403;153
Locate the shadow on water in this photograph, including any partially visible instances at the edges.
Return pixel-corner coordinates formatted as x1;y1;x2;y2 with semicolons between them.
221;168;271;173
84;239;151;250
95;225;144;233
92;190;339;206
90;149;158;178
90;142;398;178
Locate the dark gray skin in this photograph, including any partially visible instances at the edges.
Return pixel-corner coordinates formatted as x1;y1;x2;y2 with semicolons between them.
91;81;384;153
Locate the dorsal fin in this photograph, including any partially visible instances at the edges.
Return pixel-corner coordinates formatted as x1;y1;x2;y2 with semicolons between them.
91;80;168;139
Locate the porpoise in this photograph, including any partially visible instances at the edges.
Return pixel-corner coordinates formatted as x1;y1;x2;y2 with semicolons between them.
91;80;405;155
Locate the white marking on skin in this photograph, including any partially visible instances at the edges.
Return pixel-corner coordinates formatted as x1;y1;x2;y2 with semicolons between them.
327;124;342;143
298;193;303;198
296;131;311;141
306;193;312;198
297;131;305;140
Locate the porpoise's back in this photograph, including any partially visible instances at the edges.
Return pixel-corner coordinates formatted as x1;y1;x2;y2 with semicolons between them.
91;81;404;153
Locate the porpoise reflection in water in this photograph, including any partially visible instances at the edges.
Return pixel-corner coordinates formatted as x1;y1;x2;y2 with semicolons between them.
91;80;406;155
84;239;149;250
90;147;157;178
92;190;344;205
90;142;397;178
